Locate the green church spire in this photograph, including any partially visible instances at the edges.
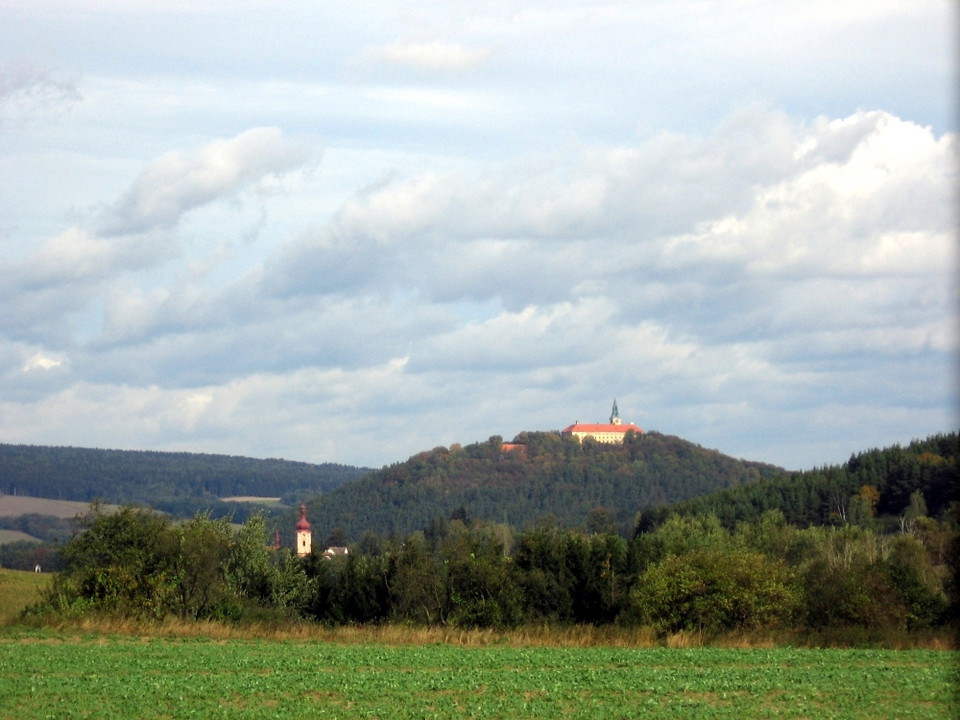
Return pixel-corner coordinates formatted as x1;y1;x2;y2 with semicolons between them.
610;399;621;424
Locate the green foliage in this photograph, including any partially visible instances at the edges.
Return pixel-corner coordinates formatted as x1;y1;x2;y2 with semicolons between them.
55;505;175;619
444;531;522;629
307;431;781;541
225;514;276;606
385;533;447;624
881;535;948;630
639;431;959;532
168;513;235;620
792;524;953;634
649;513;731;555
39;506;288;622
632;548;800;635
514;528;633;625
28;493;959;641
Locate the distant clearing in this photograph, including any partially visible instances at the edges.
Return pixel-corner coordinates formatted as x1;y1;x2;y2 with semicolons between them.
0;496;113;518
0;530;40;544
221;496;284;505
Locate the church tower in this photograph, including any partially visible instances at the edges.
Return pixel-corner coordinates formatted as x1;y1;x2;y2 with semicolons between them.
296;504;312;557
610;398;622;425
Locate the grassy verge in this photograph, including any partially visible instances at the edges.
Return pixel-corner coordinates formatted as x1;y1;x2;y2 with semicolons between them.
0;569;51;624
9;613;956;651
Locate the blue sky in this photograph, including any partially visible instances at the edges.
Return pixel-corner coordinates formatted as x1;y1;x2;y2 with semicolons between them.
0;1;956;470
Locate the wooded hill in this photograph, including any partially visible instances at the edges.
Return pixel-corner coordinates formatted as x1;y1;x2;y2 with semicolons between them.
304;431;783;542
16;431;958;639
0;444;371;520
636;432;959;533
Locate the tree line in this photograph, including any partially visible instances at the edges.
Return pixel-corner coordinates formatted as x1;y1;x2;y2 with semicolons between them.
636;432;958;533
0;444;370;517
31;500;957;643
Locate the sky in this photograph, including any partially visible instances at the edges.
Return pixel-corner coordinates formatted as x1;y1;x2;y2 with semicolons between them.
0;1;957;472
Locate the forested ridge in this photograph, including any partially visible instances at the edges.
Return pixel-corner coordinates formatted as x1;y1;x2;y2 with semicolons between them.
304;431;783;542
637;432;958;532
0;444;371;513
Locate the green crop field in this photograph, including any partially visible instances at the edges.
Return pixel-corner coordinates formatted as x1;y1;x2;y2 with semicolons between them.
0;635;955;719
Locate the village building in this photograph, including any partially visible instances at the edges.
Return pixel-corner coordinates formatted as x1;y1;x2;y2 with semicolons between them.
295;504;312;557
560;399;643;444
322;546;349;560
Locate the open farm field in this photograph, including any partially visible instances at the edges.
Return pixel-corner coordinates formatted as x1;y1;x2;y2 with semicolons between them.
0;496;105;519
220;496;285;505
0;635;955;719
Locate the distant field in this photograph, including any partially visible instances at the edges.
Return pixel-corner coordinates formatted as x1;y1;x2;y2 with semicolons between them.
0;529;40;544
0;496;104;518
0;637;953;719
221;496;284;505
0;569;51;624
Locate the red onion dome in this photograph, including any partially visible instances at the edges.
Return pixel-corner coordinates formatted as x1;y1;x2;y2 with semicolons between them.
296;504;311;531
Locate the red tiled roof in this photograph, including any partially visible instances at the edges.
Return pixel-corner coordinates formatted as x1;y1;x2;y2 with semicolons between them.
561;423;643;434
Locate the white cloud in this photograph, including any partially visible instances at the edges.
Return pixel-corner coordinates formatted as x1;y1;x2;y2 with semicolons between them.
659;111;956;280
22;352;65;372
15;227;164;286
100;127;312;235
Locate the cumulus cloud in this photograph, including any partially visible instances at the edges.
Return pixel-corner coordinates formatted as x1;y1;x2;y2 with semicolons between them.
0;226;176;346
264;109;953;312
1;100;954;468
659;112;955;280
11;227;167;288
100;127;312;235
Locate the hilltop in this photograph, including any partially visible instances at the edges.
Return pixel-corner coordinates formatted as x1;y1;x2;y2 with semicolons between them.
304;431;783;542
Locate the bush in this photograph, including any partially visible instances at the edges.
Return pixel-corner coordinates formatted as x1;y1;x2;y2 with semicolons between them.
631;548;800;635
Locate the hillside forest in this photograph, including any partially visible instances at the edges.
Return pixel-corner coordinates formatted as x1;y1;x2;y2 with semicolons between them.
20;431;960;643
303;431;783;541
0;444;369;521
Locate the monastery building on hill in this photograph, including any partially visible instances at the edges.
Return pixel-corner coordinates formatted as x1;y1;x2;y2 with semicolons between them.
560;400;643;444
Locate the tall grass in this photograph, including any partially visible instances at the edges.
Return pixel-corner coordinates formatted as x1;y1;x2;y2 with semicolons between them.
0;569;51;625
14;614;955;649
15;617;664;647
